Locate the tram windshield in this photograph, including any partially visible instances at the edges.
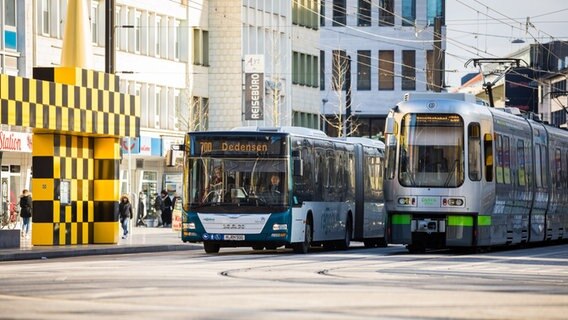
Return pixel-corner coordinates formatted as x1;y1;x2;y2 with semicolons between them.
188;157;289;213
398;114;464;187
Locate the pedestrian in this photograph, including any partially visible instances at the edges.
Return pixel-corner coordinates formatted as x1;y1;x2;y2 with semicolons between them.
118;194;133;239
161;190;173;227
19;189;32;238
136;192;146;227
153;192;164;227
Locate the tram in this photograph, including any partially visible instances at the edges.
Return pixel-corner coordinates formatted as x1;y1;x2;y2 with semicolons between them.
384;93;568;252
179;126;386;253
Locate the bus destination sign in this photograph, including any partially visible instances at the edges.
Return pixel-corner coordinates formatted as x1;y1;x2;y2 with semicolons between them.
191;137;285;156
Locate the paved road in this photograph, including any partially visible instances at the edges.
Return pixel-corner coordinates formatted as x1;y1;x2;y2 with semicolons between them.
0;242;566;319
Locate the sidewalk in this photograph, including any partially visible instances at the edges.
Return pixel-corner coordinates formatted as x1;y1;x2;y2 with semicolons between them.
0;226;200;262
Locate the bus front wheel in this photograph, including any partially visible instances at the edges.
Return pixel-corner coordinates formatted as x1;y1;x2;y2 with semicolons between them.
293;220;312;254
204;242;220;254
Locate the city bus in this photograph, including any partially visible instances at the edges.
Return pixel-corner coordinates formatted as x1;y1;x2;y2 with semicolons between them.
179;126;386;253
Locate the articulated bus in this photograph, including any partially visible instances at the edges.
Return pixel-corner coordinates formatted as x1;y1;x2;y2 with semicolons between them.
179;126;386;253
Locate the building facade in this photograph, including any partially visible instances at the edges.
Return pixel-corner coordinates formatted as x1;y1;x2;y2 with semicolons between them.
320;0;446;137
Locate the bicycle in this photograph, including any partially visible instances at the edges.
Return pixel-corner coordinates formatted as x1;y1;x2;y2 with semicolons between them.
0;202;19;230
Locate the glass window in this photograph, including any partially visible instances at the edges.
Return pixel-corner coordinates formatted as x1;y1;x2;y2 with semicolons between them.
402;0;416;26
517;140;526;186
503;135;511;184
495;134;504;184
357;50;371;91
155;16;161;57
320;0;325;26
468;123;481;181
358;0;371;26
135;12;141;53
42;0;50;35
203;30;209;66
427;0;445;26
5;0;16;27
379;50;394;90
379;0;394;26
320;50;325;90
333;0;346;26
484;133;493;182
426;50;434;91
155;87;161;128
398;114;464;187
402;50;416;90
91;1;98;44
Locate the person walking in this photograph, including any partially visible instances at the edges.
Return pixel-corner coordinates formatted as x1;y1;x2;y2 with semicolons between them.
161;190;173;227
153;192;164;227
136;192;146;227
118;194;133;239
19;189;32;239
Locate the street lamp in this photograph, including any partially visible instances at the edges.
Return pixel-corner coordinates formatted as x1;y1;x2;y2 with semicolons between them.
321;98;328;133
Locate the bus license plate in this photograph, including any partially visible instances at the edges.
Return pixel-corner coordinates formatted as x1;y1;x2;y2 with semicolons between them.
224;234;245;241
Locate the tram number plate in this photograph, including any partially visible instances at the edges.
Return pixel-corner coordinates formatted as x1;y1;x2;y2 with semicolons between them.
224;234;245;241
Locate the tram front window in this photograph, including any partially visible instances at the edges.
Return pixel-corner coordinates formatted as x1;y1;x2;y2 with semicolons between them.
398;114;464;187
189;158;288;213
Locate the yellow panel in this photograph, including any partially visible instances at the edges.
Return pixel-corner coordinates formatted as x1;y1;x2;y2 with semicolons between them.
65;205;72;224
53;156;60;179
31;223;54;246
88;201;94;221
71;179;78;201
42;81;50;105
49;105;57;130
94;180;120;201
77;202;83;222
61;108;68;131
15;76;23;101
59;223;66;245
103;91;110;113
86;70;94;88
55;83;63;106
77;158;84;179
109;74;116;91
32;134;54;156
87;159;94;180
71;136;78;157
94;222;119;244
65;157;72;179
32;179;54;201
80;87;87;109
29;79;37;103
0;74;7;99
71;223;78;245
67;84;75;107
21;102;30;127
7;100;16;125
53;202;60;223
98;71;104;89
94;138;119;159
54;67;78;86
91;88;98;110
97;112;104;134
81;223;89;244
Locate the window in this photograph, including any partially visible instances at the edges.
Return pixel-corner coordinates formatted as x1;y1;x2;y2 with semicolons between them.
292;0;319;29
193;29;209;66
426;50;434;91
115;7;121;50
293;51;319;87
517;140;526;186
175;20;181;60
357;50;371;90
155;87;161;128
402;0;416;26
468;123;481;181
91;1;99;44
5;0;16;27
203;30;209;66
320;50;325;90
358;0;372;26
427;0;445;26
332;50;348;91
503;135;511;184
379;50;394;90
402;50;416;90
320;0;325;26
135;12;141;53
379;0;394;26
155;16;161;57
42;0;50;35
333;0;346;26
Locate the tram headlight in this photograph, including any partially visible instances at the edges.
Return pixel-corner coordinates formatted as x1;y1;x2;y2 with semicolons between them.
397;197;416;206
442;197;465;207
272;223;288;231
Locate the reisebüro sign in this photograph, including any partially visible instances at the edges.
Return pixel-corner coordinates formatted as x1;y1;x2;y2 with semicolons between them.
244;54;264;120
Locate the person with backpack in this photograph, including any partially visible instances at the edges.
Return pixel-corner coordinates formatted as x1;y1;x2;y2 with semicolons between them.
153;193;164;227
160;190;173;227
19;189;32;239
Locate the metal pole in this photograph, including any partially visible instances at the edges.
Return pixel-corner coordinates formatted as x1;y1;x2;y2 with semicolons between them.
105;0;115;74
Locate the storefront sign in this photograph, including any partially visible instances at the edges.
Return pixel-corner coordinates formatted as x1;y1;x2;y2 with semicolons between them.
244;54;264;120
0;131;32;152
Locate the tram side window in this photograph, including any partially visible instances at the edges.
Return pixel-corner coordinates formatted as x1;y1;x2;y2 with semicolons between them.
483;133;493;182
554;148;561;189
502;136;511;185
540;145;548;187
468;123;481;181
517;140;526;186
292;146;314;203
534;144;542;188
495;134;504;184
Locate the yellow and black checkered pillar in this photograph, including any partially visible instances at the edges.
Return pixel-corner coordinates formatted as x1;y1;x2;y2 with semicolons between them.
93;137;121;244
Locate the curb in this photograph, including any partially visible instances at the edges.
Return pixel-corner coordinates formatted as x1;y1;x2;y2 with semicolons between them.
0;244;200;262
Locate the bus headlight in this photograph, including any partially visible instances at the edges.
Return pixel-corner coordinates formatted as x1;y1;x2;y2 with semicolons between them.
272;223;288;231
183;222;196;230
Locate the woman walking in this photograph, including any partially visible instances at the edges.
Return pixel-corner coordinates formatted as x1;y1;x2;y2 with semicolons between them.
118;194;133;239
19;189;32;238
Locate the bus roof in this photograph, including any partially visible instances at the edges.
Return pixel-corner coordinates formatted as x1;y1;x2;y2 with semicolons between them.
231;126;328;138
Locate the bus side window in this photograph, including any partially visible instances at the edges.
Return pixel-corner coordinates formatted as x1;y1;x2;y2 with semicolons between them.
483;133;493;182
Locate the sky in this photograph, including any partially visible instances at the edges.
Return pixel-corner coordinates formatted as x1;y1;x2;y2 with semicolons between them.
445;0;568;88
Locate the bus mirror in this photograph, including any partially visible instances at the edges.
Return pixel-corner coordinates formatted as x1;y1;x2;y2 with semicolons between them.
171;144;185;151
165;150;175;167
385;118;395;134
293;159;303;177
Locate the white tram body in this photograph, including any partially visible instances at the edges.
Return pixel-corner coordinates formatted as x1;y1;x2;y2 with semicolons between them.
384;93;568;251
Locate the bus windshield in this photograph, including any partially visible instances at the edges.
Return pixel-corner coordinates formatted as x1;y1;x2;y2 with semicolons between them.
398;114;464;188
188;157;289;213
